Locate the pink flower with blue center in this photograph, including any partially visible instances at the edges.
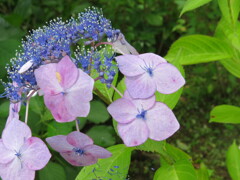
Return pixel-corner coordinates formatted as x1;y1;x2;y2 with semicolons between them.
0;119;51;180
34;55;94;122
107;91;180;147
46;131;112;166
115;53;185;99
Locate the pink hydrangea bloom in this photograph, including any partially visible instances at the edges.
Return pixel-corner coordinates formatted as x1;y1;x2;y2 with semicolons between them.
6;102;21;125
34;55;94;122
107;91;180;147
0;119;51;180
115;53;185;98
46;131;112;166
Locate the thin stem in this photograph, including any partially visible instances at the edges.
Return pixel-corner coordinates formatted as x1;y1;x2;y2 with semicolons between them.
95;42;113;48
25;100;30;124
111;84;123;97
75;119;80;132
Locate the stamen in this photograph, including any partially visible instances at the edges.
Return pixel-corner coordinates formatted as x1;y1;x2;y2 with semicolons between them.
73;147;85;156
136;110;147;120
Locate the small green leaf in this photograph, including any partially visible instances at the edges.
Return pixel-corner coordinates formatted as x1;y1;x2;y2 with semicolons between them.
76;144;133;180
209;105;240;123
47;120;75;137
87;100;110;124
146;13;163;26
136;139;166;153
196;163;210;180
180;0;212;16
87;125;116;147
165;35;233;65
226;141;240;180
39;162;66;180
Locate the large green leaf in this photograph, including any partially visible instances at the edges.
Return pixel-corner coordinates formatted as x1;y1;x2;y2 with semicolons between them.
226;141;240;180
180;0;212;16
39;162;66;180
76;144;133;180
47;120;75;137
209;105;240;124
165;35;233;65
196;163;210;180
154;159;197;180
218;0;240;27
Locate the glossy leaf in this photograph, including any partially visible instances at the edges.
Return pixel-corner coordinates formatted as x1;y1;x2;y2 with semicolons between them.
180;0;212;16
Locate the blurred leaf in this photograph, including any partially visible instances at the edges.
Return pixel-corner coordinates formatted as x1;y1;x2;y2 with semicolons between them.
196;163;210;180
146;13;163;26
14;0;32;20
0;101;10;118
47;120;74;137
87;100;110;124
209;105;240;123
76;144;133;180
29;96;44;116
165;35;233;65
41;109;54;121
180;0;212;16
226;141;240;180
39;162;66;180
87;125;116;147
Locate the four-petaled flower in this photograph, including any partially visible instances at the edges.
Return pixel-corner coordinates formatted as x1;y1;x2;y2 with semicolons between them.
0;119;51;180
115;53;185;98
35;55;94;122
107;91;180;147
46;131;112;166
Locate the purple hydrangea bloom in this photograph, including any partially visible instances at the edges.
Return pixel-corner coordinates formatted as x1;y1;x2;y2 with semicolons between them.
115;53;185;99
107;91;180;147
0;119;51;180
46;131;112;166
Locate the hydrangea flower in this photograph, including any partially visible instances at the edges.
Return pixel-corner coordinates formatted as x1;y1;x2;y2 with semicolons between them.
0;119;51;180
115;53;185;98
34;55;94;122
46;131;112;166
107;91;180;147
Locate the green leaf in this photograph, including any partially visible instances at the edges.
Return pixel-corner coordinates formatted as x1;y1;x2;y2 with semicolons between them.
220;58;240;78
196;163;210;180
87;100;110;124
226;141;240;180
209;105;240;123
136;139;166;153
47;120;75;137
87;125;116;147
165;35;233;65
76;144;133;180
113;77;126;101
146;13;163;26
218;0;240;27
39;162;66;180
180;0;212;16
0;101;10;118
154;159;197;180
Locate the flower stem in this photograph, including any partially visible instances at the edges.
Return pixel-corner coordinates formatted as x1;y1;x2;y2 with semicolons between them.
25;100;30;124
95;42;113;48
75;119;80;132
111;84;123;97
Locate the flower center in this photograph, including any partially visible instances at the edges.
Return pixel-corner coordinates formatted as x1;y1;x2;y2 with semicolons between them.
15;151;22;159
136;110;147;120
73;147;85;156
146;68;153;77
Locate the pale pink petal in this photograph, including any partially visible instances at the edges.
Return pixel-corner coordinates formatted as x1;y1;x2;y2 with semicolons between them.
84;145;112;159
34;63;63;95
115;55;146;76
146;102;180;141
56;56;79;89
46;135;74;153
153;63;185;94
6;102;21;125
20;137;51;170
60;151;97;166
0;140;15;164
125;74;156;99
117;119;149;147
67;131;93;149
107;98;137;124
2;119;31;151
139;53;166;68
124;91;156;111
0;158;35;180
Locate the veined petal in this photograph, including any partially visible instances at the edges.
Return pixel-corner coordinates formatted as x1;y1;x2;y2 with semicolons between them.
60;151;97;166
2;119;31;151
34;63;63;95
146;102;180;141
46;135;74;153
84;145;112;159
124;91;156;111
154;63;185;94
115;55;146;76
20;137;51;170
139;53;166;68
107;98;138;124
117;119;149;147
0;158;35;180
67;131;93;149
56;56;79;89
0;140;15;164
125;74;156;99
